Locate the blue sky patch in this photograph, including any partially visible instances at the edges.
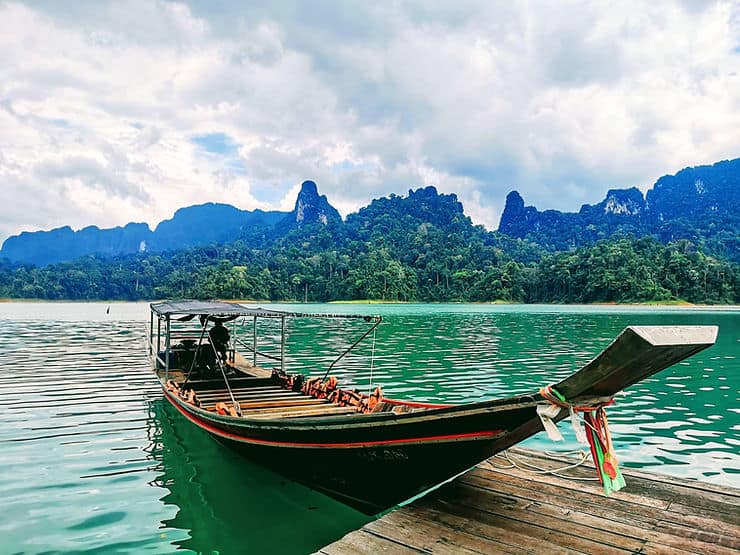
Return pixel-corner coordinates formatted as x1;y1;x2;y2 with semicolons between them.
331;160;378;176
250;179;295;204
192;132;240;156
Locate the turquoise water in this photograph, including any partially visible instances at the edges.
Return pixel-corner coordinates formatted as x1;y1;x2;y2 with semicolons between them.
0;302;737;553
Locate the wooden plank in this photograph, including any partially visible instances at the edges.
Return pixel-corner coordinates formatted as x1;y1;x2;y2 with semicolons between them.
247;405;358;419
365;509;524;555
516;449;739;499
637;542;699;555
200;397;307;407
529;460;738;515
318;448;739;555
206;399;324;413
663;501;740;532
382;502;570;554
231;353;273;378
456;472;666;533
514;490;736;554
319;529;423;554
443;478;735;555
463;466;670;514
191;384;281;392
201;396;319;409
194;386;292;394
236;400;333;414
461;466;739;548
187;377;275;389
419;490;642;553
434;479;655;539
195;390;296;398
241;399;327;409
205;400;327;414
480;451;740;539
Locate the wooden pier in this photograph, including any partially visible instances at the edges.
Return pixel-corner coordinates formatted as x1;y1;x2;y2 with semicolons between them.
319;448;740;554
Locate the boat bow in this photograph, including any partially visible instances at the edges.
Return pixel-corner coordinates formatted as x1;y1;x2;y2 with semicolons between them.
555;325;718;401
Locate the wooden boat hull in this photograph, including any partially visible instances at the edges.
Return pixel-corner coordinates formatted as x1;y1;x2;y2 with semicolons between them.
155;320;719;514
219;434;504;513
164;387;572;513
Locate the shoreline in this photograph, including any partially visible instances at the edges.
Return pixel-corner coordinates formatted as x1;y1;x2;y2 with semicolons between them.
1;297;738;310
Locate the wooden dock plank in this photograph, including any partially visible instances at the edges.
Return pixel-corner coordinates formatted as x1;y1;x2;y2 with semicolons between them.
318;529;423;554
398;501;591;554
439;480;733;555
499;452;740;542
463;456;739;553
471;455;740;537
366;507;530;555
320;448;740;555
419;495;639;554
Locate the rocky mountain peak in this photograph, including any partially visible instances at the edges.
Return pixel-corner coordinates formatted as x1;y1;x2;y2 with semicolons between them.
499;191;538;237
291;180;341;226
600;188;645;216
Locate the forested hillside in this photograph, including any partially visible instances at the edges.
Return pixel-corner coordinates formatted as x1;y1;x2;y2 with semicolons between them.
1;187;737;304
1;160;738;304
499;158;740;261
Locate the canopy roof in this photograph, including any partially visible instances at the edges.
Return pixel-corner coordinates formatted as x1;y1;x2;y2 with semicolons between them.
150;300;379;321
151;300;288;318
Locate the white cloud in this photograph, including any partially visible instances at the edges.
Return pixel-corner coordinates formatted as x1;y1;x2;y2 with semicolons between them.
0;0;738;243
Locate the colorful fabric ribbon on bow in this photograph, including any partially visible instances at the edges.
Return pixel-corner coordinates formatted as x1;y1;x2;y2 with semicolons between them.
583;407;626;495
539;385;625;496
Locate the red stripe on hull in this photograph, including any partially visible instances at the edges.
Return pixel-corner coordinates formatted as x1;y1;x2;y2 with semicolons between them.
163;389;503;449
381;397;454;409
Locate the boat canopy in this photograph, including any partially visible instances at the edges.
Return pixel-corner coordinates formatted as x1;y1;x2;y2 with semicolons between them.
151;300;287;319
150;300;380;321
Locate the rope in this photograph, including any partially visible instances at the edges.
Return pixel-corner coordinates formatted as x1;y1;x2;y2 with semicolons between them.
322;317;382;381
501;451;600;480
209;340;241;416
367;326;377;396
539;385;614;412
182;318;210;388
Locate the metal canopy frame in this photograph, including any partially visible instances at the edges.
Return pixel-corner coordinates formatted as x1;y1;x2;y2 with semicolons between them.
148;300;383;390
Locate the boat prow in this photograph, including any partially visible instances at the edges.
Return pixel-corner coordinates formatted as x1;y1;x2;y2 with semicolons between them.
556;325;719;400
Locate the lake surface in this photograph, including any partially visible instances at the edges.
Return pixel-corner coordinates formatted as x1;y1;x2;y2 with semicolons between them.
0;302;737;554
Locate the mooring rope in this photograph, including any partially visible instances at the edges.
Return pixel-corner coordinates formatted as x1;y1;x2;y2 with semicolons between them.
500;450;600;480
367;326;377;396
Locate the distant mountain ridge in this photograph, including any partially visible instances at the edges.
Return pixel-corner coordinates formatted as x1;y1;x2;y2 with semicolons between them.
0;181;330;266
152;204;286;253
3;158;739;266
0;222;152;267
498;158;740;260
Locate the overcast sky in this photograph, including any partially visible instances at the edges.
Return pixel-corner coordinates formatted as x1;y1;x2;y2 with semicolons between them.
1;1;738;242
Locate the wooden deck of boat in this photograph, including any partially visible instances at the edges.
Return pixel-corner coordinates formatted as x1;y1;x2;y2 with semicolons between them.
223;351;274;378
318;448;740;555
193;385;358;418
158;351;273;382
155;351;366;418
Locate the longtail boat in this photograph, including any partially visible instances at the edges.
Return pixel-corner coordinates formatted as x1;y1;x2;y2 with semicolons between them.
149;300;718;514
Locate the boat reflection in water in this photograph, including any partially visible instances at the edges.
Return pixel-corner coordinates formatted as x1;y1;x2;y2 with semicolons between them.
145;399;370;554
